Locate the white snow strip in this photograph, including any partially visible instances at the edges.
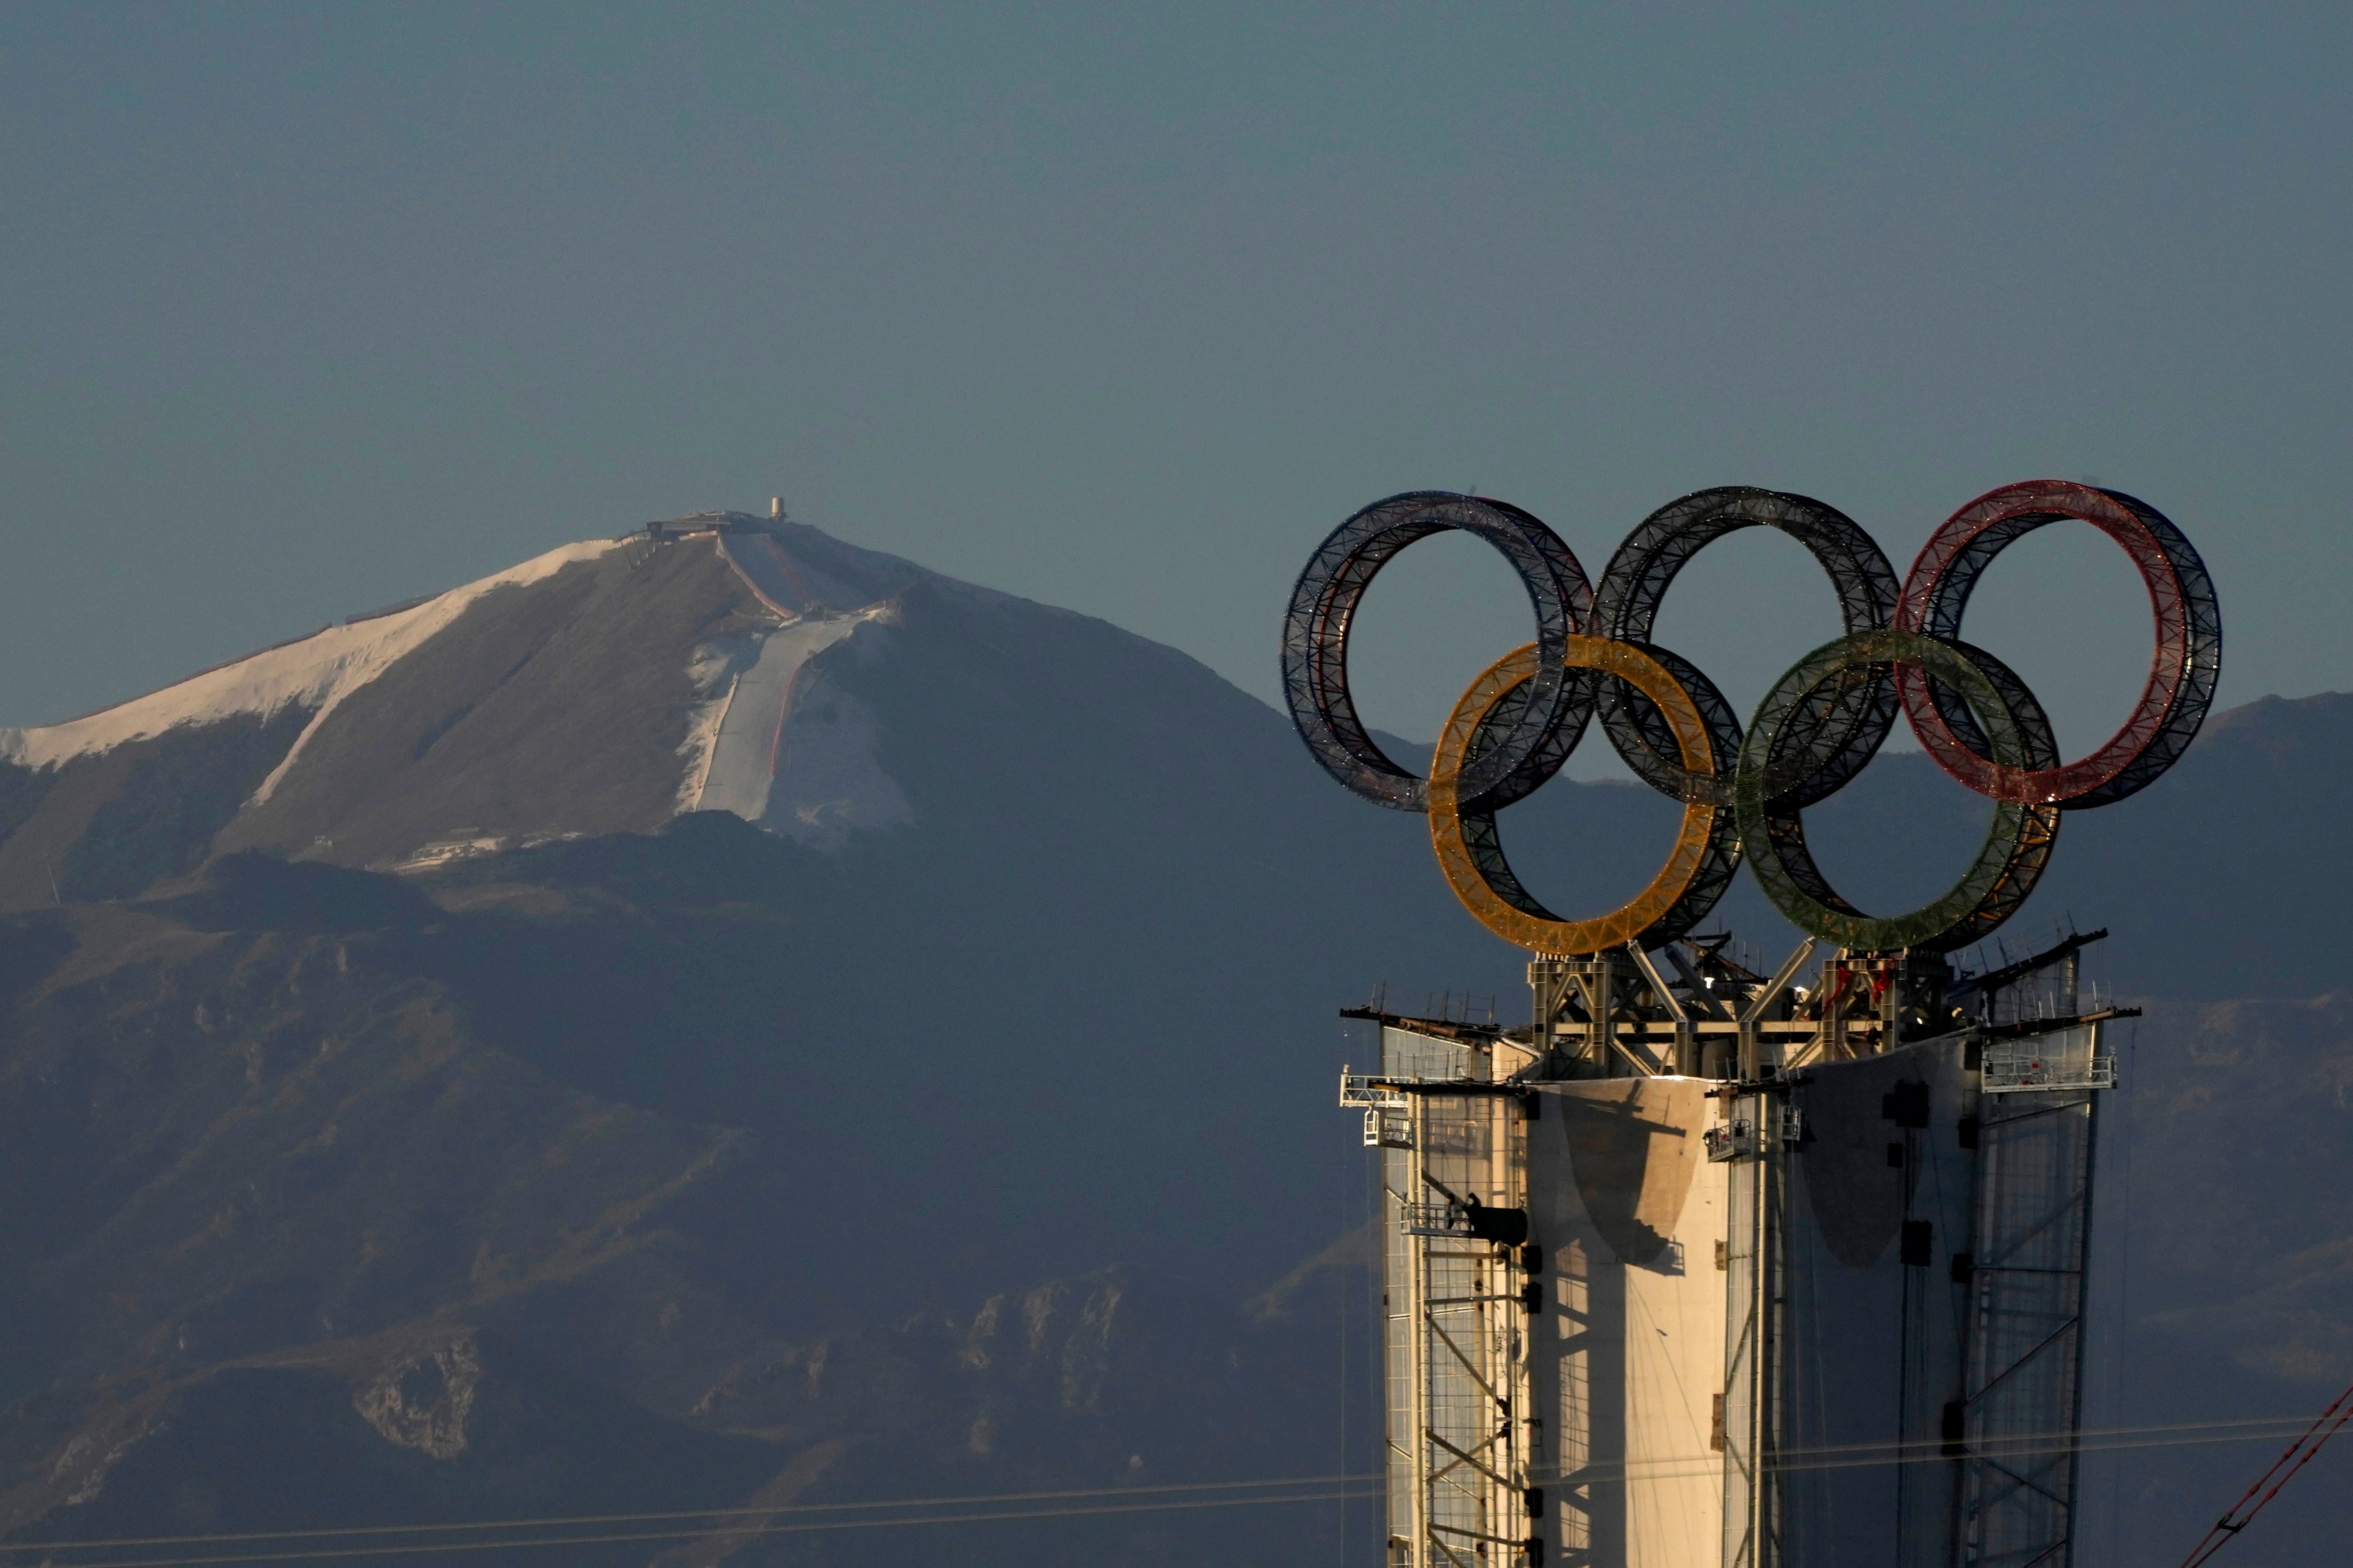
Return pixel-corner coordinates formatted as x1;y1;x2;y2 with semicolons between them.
692;607;890;822
0;539;623;782
672;630;773;816
717;528;872;616
716;530;813;617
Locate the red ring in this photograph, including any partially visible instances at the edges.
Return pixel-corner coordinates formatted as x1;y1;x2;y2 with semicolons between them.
1894;479;2195;804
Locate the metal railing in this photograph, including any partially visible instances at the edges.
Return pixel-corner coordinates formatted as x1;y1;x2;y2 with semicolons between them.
1341;1069;1411;1109
1980;1047;2116;1094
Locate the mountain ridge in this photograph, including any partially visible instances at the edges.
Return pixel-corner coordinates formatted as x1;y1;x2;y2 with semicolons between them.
0;518;1251;900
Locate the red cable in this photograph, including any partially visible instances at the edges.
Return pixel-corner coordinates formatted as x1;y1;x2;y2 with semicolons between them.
2177;1379;2353;1567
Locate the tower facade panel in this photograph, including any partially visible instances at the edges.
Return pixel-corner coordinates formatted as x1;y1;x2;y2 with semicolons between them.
1528;1078;1729;1568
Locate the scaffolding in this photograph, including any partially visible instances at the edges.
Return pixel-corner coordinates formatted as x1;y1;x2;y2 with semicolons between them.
1954;1069;2102;1565
1344;927;2121;1568
1350;1027;1541;1567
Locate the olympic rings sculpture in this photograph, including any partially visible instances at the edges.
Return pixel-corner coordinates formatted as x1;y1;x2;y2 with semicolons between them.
1280;481;2220;956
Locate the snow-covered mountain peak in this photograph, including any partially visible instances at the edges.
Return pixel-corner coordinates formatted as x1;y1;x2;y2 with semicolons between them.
0;521;1013;904
0;538;626;775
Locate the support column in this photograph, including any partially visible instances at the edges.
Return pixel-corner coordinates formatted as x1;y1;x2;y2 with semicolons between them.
1528;958;1569;1068
1721;1089;1784;1568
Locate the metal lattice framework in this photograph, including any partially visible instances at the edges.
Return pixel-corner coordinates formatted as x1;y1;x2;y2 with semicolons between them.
1896;480;2223;808
1429;638;1741;954
1280;491;1593;814
1592;487;1900;808
1280;480;2222;957
1737;630;2063;954
1345;865;2133;1568
1957;1070;2102;1564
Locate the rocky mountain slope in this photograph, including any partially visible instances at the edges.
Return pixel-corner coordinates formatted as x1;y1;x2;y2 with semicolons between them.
0;514;2347;1563
0;517;1478;1563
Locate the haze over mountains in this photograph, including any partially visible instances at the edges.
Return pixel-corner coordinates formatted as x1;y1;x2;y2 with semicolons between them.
0;515;2345;1564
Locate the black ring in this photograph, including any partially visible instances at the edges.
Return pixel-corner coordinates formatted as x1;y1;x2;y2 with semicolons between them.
1591;488;1899;809
1281;492;1593;812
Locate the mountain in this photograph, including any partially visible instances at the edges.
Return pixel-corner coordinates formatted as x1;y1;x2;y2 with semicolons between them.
0;515;1465;1562
0;513;2348;1563
2071;991;2353;1565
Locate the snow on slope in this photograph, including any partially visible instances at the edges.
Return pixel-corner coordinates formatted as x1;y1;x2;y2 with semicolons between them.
686;530;911;837
3;522;932;862
0;540;624;786
683;610;878;821
718;527;898;618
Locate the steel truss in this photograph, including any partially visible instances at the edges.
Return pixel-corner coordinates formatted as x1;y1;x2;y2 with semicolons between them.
1368;1026;1541;1568
1591;487;1899;809
1897;480;2222;808
1953;1080;2101;1566
1282;491;1593;814
1347;926;2120;1568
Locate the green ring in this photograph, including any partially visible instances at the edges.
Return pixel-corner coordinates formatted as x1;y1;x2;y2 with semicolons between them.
1735;629;2058;953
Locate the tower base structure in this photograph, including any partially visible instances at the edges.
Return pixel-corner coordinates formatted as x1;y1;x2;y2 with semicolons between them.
1344;931;2120;1568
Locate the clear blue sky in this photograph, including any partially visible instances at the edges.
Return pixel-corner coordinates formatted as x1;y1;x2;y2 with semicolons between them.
5;3;2346;772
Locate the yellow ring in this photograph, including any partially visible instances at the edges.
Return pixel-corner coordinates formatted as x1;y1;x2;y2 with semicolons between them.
1429;635;1723;955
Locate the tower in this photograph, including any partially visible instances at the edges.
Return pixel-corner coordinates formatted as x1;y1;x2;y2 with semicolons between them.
1344;931;2119;1567
1283;482;2219;1567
